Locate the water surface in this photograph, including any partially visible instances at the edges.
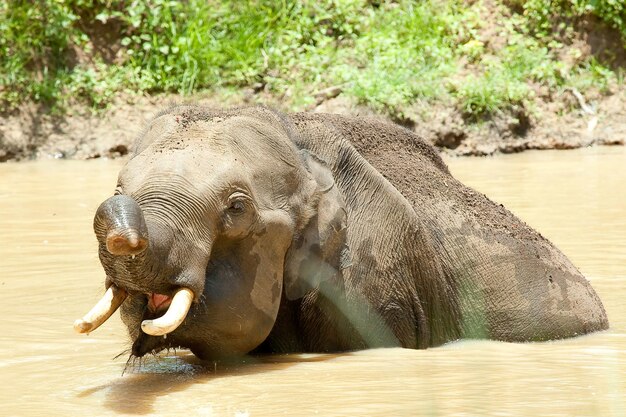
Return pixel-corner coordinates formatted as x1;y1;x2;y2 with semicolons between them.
1;146;624;416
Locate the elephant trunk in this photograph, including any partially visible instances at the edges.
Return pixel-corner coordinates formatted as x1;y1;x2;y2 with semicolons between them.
80;194;200;336
94;195;149;256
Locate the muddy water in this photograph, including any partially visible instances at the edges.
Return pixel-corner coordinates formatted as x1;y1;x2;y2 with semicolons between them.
1;147;624;416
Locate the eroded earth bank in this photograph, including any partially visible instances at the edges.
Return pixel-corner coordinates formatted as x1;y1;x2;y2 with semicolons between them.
1;88;625;163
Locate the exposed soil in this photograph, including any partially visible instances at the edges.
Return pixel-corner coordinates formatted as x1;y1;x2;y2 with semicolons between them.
1;86;624;162
0;94;234;162
271;79;626;157
409;88;626;156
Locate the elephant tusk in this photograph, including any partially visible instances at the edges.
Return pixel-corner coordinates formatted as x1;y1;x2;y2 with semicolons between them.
141;287;194;336
74;285;127;334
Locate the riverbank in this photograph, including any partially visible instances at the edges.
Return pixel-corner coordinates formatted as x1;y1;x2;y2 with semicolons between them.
1;88;624;162
2;0;625;161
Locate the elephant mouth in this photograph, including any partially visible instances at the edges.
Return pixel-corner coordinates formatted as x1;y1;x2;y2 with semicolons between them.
74;285;194;337
147;293;173;315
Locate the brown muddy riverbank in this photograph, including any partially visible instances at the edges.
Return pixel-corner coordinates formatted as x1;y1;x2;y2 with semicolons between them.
0;146;624;416
1;90;625;162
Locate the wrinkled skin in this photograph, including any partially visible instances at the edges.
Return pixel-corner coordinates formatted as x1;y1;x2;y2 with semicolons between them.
92;106;608;359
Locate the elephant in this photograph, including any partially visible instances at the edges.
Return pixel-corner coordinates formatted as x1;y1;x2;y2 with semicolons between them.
74;105;608;359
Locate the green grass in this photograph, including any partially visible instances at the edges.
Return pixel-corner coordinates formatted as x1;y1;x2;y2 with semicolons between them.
1;0;624;120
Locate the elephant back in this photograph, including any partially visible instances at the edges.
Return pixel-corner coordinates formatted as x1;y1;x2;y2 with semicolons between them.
290;112;608;343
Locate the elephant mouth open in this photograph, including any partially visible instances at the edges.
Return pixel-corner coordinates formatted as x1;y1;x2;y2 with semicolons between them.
74;285;194;337
148;293;173;314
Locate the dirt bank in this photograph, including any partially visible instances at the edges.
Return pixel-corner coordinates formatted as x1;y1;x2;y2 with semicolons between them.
1;88;624;162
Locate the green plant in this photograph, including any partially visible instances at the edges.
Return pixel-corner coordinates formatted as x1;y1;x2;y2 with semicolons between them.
455;72;531;119
516;0;626;41
0;0;79;108
0;0;623;122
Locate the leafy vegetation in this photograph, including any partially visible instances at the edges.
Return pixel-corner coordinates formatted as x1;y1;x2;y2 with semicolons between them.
1;0;624;119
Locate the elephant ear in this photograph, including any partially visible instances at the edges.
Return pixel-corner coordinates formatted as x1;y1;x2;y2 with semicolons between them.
283;151;352;300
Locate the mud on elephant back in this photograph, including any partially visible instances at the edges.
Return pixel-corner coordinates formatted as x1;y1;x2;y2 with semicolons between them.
74;105;608;359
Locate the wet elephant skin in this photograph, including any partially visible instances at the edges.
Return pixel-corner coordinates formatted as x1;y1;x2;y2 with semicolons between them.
92;105;608;359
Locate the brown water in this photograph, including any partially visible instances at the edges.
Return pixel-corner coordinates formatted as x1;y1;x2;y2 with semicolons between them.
1;147;624;416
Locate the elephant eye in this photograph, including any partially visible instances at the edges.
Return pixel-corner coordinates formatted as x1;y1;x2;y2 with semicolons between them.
227;200;246;215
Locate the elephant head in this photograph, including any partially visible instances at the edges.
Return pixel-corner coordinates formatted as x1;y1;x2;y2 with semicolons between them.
75;108;349;359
